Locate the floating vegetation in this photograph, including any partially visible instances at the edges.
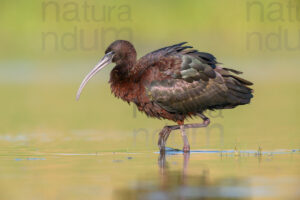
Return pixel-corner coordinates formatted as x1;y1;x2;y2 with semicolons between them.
234;144;241;157
255;145;263;156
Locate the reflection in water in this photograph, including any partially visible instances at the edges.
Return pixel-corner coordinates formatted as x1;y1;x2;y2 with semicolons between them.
158;152;193;193
115;152;263;200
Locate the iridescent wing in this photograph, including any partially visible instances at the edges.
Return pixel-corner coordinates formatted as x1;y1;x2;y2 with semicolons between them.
144;43;253;114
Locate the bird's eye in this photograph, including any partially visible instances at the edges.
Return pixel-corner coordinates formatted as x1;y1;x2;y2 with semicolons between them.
105;50;115;56
105;48;111;54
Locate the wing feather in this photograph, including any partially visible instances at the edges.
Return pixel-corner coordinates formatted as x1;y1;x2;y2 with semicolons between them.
140;43;253;113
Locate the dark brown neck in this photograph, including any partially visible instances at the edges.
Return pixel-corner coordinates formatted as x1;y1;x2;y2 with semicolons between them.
109;61;139;102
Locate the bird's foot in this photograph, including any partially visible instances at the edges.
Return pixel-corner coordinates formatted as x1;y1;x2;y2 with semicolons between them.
158;126;172;152
183;145;190;152
159;145;166;153
158;139;166;152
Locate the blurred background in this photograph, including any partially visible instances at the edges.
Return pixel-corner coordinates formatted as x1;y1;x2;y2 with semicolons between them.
0;0;299;151
0;0;299;199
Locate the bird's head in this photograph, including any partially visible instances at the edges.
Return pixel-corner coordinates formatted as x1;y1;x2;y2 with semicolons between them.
76;40;136;100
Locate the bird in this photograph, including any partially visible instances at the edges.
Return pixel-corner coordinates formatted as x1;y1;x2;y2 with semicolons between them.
76;40;253;152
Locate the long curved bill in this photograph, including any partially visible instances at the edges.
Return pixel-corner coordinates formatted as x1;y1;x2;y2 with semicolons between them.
76;52;114;100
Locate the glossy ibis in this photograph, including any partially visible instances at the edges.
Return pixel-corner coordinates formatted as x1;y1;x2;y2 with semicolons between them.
76;40;253;152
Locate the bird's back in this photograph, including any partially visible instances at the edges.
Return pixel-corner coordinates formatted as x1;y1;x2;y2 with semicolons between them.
134;42;253;120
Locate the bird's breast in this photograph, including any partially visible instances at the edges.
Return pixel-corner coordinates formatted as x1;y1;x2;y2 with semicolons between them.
109;79;148;104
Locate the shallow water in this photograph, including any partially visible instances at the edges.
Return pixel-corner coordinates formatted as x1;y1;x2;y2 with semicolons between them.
0;80;299;200
0;146;299;200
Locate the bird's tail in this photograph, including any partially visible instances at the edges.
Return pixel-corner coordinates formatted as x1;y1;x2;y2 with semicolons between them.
220;67;254;107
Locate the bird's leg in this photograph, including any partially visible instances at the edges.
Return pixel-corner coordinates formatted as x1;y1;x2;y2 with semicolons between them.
183;113;210;129
158;114;210;152
180;114;210;152
158;125;179;152
158;127;170;151
180;125;190;152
